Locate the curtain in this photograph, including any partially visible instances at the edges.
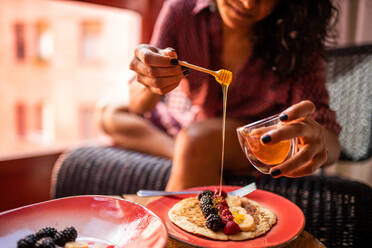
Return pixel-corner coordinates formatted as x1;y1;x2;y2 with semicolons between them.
337;0;372;46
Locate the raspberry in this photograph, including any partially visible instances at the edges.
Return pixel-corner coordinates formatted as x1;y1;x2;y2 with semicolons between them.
197;190;213;200
221;208;232;217
220;198;228;207
35;237;55;248
219;206;234;224
213;189;227;198
215;203;226;212
35;227;57;239
17;234;38;248
223;221;241;235
54;226;77;246
221;214;234;224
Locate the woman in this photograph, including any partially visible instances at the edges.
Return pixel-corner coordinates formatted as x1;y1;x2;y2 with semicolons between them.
99;0;341;190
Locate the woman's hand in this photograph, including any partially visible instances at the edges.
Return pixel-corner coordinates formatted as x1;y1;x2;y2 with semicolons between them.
129;44;186;95
261;100;332;178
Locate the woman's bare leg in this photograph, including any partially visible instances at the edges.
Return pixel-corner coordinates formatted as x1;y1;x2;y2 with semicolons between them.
166;118;253;191
99;104;174;158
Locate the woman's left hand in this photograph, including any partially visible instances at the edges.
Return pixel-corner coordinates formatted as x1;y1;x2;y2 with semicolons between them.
261;100;328;177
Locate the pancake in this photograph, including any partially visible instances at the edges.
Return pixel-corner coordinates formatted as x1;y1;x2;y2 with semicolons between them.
168;195;276;240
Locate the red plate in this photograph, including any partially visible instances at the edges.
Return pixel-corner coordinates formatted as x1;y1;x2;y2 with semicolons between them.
147;186;305;248
0;195;167;248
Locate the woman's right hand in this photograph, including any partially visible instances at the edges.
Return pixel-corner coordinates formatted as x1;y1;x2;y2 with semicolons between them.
129;44;186;95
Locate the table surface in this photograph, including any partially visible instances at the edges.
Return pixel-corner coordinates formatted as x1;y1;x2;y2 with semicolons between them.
122;194;326;248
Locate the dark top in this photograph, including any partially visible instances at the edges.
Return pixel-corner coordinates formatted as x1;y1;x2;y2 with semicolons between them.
145;0;341;136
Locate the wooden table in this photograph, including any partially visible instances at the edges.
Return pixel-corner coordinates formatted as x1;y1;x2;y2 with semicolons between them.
122;195;326;248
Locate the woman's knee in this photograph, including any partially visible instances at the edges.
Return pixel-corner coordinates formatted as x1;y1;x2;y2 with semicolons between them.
175;119;247;169
176;121;221;157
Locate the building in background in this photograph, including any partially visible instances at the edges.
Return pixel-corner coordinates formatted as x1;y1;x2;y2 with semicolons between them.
0;0;141;156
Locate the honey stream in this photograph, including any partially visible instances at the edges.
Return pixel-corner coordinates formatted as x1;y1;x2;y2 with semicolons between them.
218;84;229;195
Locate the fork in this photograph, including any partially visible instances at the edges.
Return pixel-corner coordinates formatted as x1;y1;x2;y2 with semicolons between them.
136;182;257;197
179;60;233;86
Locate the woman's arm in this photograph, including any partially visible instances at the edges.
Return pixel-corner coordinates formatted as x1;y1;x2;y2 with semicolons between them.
127;45;183;114
322;127;340;166
128;76;162;114
128;0;184;114
262;57;341;177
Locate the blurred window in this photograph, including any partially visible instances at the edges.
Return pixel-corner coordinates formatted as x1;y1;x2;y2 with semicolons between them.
81;20;102;62
34;102;43;133
79;105;97;139
14;23;26;62
35;21;54;61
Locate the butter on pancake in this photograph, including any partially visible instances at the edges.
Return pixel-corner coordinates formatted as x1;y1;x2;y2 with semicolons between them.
168;195;276;240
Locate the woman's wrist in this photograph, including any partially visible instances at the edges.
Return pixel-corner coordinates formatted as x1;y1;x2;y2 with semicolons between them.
129;83;162;113
323;127;341;166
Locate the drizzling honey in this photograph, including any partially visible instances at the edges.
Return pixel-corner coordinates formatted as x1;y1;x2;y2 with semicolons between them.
215;69;233;86
218;74;232;195
177;60;232;195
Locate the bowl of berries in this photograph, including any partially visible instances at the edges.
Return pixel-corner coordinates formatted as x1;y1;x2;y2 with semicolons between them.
0;195;168;248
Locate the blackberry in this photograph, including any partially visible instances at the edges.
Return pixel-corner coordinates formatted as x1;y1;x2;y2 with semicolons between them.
53;232;64;246
201;204;218;218
35;227;57;239
17;234;38;248
205;214;224;231
197;190;213;200
54;226;77;246
35;237;56;248
199;195;213;207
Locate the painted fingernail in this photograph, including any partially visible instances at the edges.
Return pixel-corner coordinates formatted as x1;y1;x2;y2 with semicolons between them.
170;59;178;65
271;169;281;177
261;135;271;144
279;114;288;121
183;70;191;76
181;66;188;70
